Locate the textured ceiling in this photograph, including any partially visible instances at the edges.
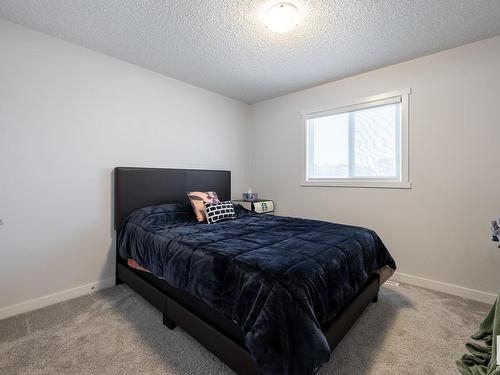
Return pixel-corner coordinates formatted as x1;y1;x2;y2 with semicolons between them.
1;1;500;104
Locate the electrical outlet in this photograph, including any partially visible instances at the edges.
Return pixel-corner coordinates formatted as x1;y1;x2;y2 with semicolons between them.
385;280;400;287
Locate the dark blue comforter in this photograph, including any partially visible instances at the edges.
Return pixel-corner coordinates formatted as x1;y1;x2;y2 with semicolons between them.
118;203;396;375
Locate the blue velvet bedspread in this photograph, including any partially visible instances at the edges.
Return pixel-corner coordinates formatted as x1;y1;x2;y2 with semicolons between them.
118;203;396;375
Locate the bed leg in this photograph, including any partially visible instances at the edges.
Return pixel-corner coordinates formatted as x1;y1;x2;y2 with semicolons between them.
163;314;177;330
115;263;123;285
372;294;379;303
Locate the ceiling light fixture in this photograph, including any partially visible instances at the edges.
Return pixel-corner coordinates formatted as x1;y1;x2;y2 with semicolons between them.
263;2;301;34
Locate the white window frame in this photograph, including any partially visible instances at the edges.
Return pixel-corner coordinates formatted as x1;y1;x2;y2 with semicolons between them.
301;89;411;189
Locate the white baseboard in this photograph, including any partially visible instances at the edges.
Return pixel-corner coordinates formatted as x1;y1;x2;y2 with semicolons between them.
0;277;115;320
391;272;497;304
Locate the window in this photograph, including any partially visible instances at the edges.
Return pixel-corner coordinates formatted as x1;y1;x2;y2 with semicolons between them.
302;89;410;188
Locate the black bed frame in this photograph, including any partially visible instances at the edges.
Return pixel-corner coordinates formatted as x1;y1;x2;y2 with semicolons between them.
114;167;380;374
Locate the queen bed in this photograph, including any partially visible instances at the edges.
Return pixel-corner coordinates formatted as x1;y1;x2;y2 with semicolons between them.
114;167;396;375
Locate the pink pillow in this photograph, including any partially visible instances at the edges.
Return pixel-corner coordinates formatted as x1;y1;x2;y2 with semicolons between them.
186;191;220;222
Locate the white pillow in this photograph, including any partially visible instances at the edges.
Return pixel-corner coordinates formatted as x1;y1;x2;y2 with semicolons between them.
204;201;236;224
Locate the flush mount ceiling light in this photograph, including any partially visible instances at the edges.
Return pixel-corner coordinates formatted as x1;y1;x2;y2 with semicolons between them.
263;2;301;33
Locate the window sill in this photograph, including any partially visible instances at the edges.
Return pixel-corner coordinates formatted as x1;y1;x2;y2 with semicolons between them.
301;180;412;189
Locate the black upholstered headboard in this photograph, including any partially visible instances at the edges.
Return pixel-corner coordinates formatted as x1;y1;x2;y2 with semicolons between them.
114;167;231;230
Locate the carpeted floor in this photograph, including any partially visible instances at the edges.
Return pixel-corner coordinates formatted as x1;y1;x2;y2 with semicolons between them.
0;282;490;375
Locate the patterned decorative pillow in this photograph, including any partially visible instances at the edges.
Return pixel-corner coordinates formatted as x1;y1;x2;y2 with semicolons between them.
204;201;236;224
186;191;220;222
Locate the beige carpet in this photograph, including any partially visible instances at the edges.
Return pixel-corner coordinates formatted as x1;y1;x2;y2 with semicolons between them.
0;282;490;375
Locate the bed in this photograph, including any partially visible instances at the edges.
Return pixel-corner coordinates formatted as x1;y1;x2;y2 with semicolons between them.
114;167;396;375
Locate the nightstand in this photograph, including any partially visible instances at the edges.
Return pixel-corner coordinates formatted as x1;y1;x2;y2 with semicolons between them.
233;199;274;214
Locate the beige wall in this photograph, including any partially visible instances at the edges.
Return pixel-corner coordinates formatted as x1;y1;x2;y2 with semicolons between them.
248;36;500;299
0;19;249;315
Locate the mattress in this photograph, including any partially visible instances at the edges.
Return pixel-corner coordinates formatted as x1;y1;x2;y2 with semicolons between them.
118;203;396;375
